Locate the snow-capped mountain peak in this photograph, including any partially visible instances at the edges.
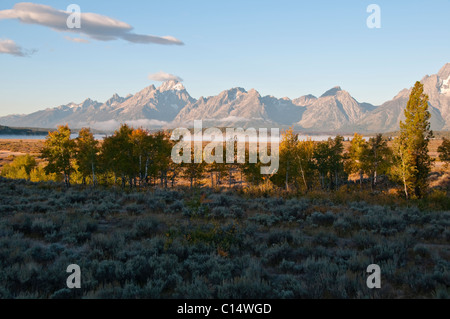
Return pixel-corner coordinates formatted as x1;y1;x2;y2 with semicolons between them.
1;63;450;132
158;80;186;92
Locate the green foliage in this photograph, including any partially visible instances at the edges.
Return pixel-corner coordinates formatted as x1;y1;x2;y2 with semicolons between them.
365;134;392;188
0;154;36;180
345;133;369;185
438;137;450;163
40;125;76;187
393;81;433;199
100;124;135;187
272;127;300;190
312;136;346;190
75;128;99;185
182;147;206;189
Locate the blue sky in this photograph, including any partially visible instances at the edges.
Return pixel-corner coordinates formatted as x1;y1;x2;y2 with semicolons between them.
1;0;450;116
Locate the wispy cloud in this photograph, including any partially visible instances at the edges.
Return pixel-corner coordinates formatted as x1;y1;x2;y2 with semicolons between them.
0;2;184;45
148;71;183;82
64;36;90;43
0;38;35;57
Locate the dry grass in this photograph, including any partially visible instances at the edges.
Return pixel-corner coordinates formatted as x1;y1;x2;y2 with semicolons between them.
0;139;44;170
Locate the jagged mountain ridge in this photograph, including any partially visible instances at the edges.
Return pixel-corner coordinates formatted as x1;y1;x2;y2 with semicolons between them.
0;81;195;130
353;63;450;132
1;64;450;132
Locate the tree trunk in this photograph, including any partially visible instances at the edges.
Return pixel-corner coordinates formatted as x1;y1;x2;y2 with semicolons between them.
139;155;142;187
211;172;214;188
171;174;176;188
91;161;96;187
299;160;308;191
144;157;149;187
336;170;338;189
65;172;71;188
285;160;289;191
400;149;409;200
360;170;363;189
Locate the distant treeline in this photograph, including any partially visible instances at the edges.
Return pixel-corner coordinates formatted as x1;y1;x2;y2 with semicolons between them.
1;122;448;201
1;82;450;199
0;125;51;136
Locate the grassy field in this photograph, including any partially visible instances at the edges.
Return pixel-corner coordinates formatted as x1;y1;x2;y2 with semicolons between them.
0;139;44;171
0;138;448;299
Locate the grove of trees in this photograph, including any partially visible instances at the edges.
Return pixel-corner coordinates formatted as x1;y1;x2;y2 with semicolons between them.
1;81;447;199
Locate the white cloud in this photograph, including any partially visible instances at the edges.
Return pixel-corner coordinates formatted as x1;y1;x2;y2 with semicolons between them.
64;36;90;43
126;119;169;127
0;38;34;57
148;71;183;82
0;2;183;45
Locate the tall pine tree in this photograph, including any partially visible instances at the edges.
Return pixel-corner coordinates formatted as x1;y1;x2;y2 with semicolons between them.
395;81;433;199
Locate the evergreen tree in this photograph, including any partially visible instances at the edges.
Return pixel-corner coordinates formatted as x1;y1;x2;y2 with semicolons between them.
313;141;332;190
394;81;433;199
366;134;392;189
438;137;450;163
328;136;347;189
313;136;346;190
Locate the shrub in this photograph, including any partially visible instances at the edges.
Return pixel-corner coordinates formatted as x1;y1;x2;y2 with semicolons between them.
217;277;272;299
307;211;336;227
333;218;352;236
249;214;280;227
133;216;161;239
312;232;338;247
175;277;212;299
267;231;294;246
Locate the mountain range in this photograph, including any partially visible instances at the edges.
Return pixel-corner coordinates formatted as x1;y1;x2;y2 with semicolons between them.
1;63;450;133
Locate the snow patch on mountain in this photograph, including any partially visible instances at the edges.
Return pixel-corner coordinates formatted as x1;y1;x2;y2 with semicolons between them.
440;75;450;95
